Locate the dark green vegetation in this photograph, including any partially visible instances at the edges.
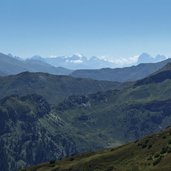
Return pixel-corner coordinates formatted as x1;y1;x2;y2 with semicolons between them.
0;94;80;171
25;126;171;171
0;72;119;104
2;63;171;171
0;53;72;75
70;58;171;82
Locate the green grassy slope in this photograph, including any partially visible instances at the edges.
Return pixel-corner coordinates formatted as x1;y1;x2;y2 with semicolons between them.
25;126;171;171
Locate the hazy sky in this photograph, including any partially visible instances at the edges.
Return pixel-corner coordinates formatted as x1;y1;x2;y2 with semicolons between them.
0;0;171;59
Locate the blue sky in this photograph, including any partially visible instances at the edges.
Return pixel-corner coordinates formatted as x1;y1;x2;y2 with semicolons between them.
0;0;171;59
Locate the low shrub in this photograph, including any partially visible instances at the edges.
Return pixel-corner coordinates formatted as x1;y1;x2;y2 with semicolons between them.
148;144;152;149
69;157;74;161
168;139;171;144
154;153;160;158
49;160;56;164
153;156;162;166
160;147;168;154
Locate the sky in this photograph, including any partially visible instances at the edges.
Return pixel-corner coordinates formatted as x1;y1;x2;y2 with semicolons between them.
0;0;171;60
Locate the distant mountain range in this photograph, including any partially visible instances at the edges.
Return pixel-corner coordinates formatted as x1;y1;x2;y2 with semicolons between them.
71;58;171;82
0;52;170;83
137;53;167;64
0;53;72;76
31;53;168;69
31;54;116;69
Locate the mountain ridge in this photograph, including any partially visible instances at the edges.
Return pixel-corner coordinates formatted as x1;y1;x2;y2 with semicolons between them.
71;58;171;82
1;52;170;83
0;53;72;76
31;53;168;69
0;71;120;104
135;62;171;86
